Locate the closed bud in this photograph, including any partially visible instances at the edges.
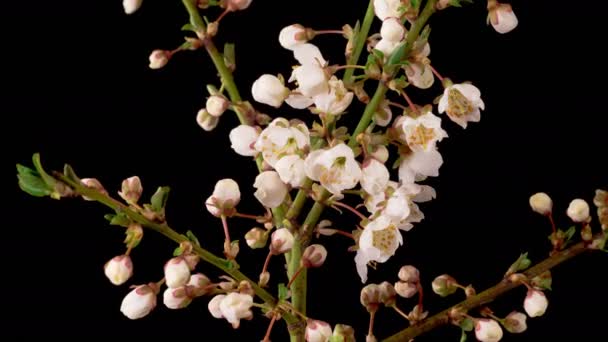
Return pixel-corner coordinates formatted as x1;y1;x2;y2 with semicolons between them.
188;273;212;297
205;178;241;217
581;223;593;242
378;281;397;306
148;50;171;69
229;125;260;157
398;265;420;283
529;192;552;215
183;254;200;270
567;198;590;222
524;289;548;317
163;286;192;309
432;274;458;297
104;255;133;286
593;189;607;230
279;24;309;50
270;228;294;254
164;257;191;289
503;311;527;333
124;223;144;248
254;171;288;208
380;17;405;43
81;178;107;201
370;145;389;163
488;1;518;34
245;227;268;249
238;280;255;296
332;324;355;342
301;244;328;268
118;176;142;204
252;74;289;108
475;319;503;342
208;294;226;319
196;108;219;131
120;283;158;319
259;271;270;287
305;319;332;342
395;281;418;298
123;0;143;15
226;0;252;11
224;240;240;259
206;95;229;117
360;284;382;312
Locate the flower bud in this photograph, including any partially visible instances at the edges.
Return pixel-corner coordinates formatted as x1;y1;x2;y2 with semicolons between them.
524;289;548;317
238;280;255;296
208;294;226;319
206;95;229;117
120;283;158;319
370;145;389;163
432;274;458;297
124;223;144;248
196;108;219;131
205;178;241;217
229;125;260;157
332;324;355;342
567;198;590;222
474;319;503;342
380;18;405;43
258;271;270;287
301;244;328;268
254;171;289;208
529;192;552;215
81;178;107;201
361;158;390;195
488;2;518;34
164;257;191;289
163;286;192;309
148;50;170;69
395;281;418;298
245;227;268;249
360;284;381;312
226;0;251;11
104;255;133;286
305;319;332;342
378;281;397;306
188;273;212;297
118;176;142;204
252;74;289;108
398;265;420;283
293;64;328;98
123;0;143;15
219;292;254;328
593;189;608;230
270;228;294;254
503;311;527;333
279;24;308;50
366;335;377;342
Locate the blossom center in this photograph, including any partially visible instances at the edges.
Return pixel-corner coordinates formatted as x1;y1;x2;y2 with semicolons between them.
409;124;436;149
372;225;397;254
447;88;473;118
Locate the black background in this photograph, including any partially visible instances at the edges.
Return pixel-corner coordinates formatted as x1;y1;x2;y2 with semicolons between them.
4;0;607;340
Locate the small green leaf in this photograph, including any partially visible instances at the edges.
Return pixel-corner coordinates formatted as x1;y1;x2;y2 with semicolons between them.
460;329;468;342
150;186;170;213
278;283;289;301
63;164;80;183
505;252;531;276
564;226;576;243
181;23;196;32
330;336;345;342
460;317;474;332
17;164;52;197
104;213;130;227
186;230;201;247
173;245;184;256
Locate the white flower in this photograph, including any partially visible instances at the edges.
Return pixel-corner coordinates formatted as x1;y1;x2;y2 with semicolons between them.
271;227;294;254
219;292;254;328
305;319;333;342
285;91;315;109
188;273;212;297
164;257;191;289
226;0;252;11
365;182;429;230
279;24;308;50
489;2;518;34
370;145;389;163
148;50;170;69
118;176;142;204
504;311;527;333
380;18;405;42
400;111;447;151
374;101;393;127
566;198;590;222
254;118;310;167
302;244;328;268
205;178;241;217
208;294;226;319
398;149;443;183
291;63;328;98
312;76;354;115
374;0;404;20
438;83;485;129
123;0;143;15
355;215;403;283
229;125;259;157
405;62;434;89
360;159;390;195
304;143;362;196
196;108;219;131
475;319;503;342
529;192;553;215
254;171;288;208
206;95;229;117
163;286;192;309
104;255;133;286
251;74;289;108
120;284;158;319
374;38;399;59
523;289;548;317
293;43;327;66
275;155;307;187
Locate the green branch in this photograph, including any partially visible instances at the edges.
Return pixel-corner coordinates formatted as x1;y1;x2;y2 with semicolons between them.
343;0;376;83
382;238;596;342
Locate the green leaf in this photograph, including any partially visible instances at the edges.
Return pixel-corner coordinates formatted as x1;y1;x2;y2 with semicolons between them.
186;230;201;247
330;336;345;342
460;317;474;332
17;164;52;197
505;252;531;276
63;164;80;183
104;213;130;227
411;0;420;9
150;186;170;213
278;283;289;301
564;226;576;243
173;245;184;256
460;329;468;342
181;23;196;32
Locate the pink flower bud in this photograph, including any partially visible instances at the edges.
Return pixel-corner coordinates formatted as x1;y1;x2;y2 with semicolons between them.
504;311;527;333
163;286;192;309
206;95;229;117
148;50;171;70
524;289;548;317
205;178;241;217
529;192;552;215
360;284;381;312
567;199;590;222
123;0;143;15
118;176;142;204
120;283;158;319
245;227;268;249
305;319;332;342
398;265;420;283
258;271;270;287
254;171;289;208
196;108;219;131
432;274;458;297
488;2;518;34
188;273;212;297
208;294;226;319
279;24;308;50
229;125;260;157
301;244;327;268
379;281;397;306
164;257;191;289
380;18;405;43
104;255;133;286
226;0;251;11
80;178;107;201
270;228;294;254
475;319;503;342
395;281;418;298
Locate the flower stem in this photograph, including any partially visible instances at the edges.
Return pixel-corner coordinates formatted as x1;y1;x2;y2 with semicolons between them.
287;265;305;289
343;0;376;84
368;310;376;338
220;215;232;244
263;313;279;342
392;305;411;321
332;201;368;221
429;64;445;82
401;90;420;115
382;235;597;342
314;29;345;35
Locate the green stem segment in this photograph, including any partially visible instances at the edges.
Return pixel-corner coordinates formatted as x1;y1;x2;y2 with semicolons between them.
382;238;594;342
343;0;376;84
56;173;298;326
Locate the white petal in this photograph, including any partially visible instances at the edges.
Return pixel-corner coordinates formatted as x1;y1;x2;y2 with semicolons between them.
293;43;326;66
285;92;314;109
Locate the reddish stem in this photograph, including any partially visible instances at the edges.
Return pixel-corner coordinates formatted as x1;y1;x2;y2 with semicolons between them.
429;64;445;82
234;212;264;221
315;29;345;35
416;281;424;312
387;100;409;111
261;250;273;275
401;91;420;115
368;310;376;337
548;213;557;235
262;313;278;342
287;265;305;289
220;215;231;244
333;201;368;221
